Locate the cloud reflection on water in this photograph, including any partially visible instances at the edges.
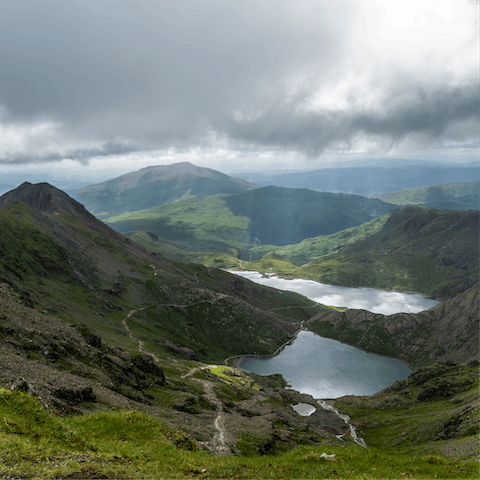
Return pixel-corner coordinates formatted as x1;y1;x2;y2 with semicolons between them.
227;271;439;314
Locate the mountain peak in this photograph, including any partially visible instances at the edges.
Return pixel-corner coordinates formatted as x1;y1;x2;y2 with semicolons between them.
0;181;93;218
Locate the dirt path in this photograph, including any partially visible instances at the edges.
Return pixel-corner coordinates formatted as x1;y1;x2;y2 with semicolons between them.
182;366;230;455
123;309;230;455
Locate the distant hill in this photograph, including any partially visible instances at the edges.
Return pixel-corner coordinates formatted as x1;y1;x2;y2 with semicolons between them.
74;162;259;217
105;186;398;251
223;186;398;246
235;163;479;195
374;181;479;210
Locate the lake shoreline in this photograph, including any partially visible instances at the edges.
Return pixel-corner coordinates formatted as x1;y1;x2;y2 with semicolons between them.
226;269;440;315
227;268;441;301
229;326;414;386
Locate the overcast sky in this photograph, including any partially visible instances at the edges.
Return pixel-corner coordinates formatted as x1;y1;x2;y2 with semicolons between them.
0;0;478;180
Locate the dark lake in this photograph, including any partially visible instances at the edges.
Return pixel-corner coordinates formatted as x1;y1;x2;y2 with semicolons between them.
238;331;412;398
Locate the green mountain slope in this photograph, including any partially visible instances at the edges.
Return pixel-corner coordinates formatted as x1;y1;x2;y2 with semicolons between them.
73;162;259;217
249;214;391;266
375;181;480;210
104;186;398;255
0;183;325;362
298;207;479;299
236;207;478;300
224;186;398;246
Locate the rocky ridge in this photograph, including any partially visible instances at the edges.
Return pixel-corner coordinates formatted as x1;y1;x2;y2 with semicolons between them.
308;283;479;368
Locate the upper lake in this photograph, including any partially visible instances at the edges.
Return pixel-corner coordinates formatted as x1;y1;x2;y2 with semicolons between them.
227;270;439;314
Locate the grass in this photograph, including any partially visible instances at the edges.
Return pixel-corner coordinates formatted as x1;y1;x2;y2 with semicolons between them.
105;196;251;247
249;215;391;266
207;365;258;390
335;362;480;461
1;389;478;479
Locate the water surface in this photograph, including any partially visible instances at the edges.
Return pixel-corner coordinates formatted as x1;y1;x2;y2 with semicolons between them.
239;331;412;398
227;270;438;314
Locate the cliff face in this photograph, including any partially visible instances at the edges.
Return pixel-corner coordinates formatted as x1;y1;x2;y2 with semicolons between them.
308;283;479;368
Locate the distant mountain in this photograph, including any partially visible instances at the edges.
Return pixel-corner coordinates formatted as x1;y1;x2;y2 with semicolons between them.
74;162;259;217
374;181;479;211
235;163;479;195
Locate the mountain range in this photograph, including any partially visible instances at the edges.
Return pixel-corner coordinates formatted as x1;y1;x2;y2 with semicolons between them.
0;178;478;477
235;162;479;195
104;185;398;248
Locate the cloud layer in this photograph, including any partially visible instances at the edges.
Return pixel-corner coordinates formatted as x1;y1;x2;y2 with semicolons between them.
0;0;478;164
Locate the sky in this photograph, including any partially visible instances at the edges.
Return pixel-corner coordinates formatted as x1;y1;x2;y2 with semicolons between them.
0;0;478;182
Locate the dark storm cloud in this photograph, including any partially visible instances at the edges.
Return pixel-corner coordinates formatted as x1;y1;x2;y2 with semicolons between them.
0;140;138;166
0;0;477;164
221;82;480;157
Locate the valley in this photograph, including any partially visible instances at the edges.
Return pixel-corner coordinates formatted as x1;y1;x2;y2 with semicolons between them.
0;167;478;479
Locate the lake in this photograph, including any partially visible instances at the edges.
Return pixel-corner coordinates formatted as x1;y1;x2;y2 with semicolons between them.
227;270;439;314
228;270;435;398
238;331;412;398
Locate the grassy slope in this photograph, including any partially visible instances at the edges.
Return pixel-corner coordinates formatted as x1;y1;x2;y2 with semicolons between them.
298;207;479;299
106;195;251;249
0;200;328;363
104;187;398;253
248;215;391;266
336;362;479;462
1;387;478;479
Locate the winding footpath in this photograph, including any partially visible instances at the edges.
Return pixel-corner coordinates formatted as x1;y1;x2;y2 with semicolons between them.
122;306;230;455
122;294;366;452
181;367;230;455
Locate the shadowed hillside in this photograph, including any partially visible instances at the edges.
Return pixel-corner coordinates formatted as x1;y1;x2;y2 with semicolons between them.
105;186;398;253
224;186;398;246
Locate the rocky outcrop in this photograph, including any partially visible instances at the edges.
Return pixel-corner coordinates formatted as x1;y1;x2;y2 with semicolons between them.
308;283;479;368
0;182;95;219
